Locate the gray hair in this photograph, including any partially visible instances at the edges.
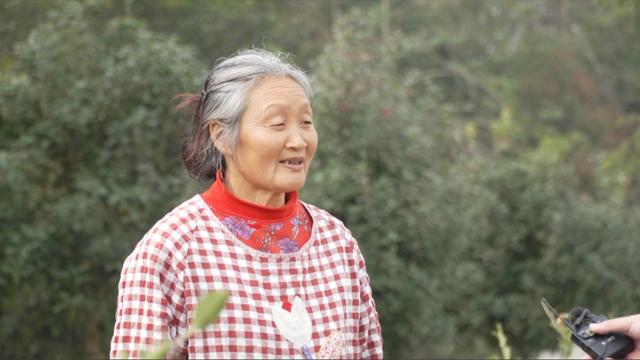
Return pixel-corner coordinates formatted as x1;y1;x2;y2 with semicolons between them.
179;49;313;182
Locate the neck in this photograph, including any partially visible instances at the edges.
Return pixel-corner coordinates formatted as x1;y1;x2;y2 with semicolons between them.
223;169;286;208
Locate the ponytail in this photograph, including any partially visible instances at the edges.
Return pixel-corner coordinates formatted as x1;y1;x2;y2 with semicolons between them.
174;93;221;182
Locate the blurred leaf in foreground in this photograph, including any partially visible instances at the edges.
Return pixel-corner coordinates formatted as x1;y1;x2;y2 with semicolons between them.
194;291;229;331
143;340;170;360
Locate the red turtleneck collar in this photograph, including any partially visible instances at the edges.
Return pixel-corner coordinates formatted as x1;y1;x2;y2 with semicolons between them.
201;175;298;221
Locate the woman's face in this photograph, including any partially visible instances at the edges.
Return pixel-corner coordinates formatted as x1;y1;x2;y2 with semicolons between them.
222;76;317;202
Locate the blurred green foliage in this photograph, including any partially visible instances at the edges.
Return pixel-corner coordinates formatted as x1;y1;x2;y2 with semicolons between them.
0;2;201;357
1;0;640;358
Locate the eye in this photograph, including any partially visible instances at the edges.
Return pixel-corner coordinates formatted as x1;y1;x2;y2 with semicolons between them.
302;119;314;126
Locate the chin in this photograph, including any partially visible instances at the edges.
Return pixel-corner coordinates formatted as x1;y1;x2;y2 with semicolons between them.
279;177;306;193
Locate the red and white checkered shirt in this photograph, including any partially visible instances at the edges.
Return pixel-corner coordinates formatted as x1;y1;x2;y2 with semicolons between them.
110;195;383;359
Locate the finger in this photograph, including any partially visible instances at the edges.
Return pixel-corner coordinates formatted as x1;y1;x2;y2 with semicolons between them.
590;315;640;334
625;349;640;359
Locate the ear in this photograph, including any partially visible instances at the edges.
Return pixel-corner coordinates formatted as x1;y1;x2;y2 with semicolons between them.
209;121;231;155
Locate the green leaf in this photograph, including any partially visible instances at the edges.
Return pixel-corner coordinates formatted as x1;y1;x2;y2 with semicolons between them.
143;340;171;360
193;291;229;330
491;323;512;360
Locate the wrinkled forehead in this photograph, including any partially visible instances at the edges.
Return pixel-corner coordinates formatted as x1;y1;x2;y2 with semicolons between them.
247;76;312;113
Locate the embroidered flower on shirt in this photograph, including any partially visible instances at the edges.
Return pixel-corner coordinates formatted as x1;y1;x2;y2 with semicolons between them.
222;216;255;240
271;297;313;359
278;238;300;253
319;331;345;359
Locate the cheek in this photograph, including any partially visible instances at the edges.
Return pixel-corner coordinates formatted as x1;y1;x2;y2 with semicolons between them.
307;131;319;155
243;135;280;163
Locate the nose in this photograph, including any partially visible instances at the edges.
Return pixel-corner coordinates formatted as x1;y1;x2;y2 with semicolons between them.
285;128;307;150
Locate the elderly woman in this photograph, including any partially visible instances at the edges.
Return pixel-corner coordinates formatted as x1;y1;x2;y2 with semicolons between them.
110;49;383;359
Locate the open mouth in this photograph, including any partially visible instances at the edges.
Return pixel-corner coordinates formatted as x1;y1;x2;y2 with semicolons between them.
280;159;304;166
279;158;305;168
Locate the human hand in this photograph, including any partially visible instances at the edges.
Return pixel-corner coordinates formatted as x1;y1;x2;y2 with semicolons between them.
589;314;640;359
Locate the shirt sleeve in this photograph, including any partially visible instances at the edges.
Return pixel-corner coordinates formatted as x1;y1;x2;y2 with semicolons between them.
351;240;383;359
110;229;188;359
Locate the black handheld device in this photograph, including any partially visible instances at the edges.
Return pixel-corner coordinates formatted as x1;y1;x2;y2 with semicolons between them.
540;298;634;359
